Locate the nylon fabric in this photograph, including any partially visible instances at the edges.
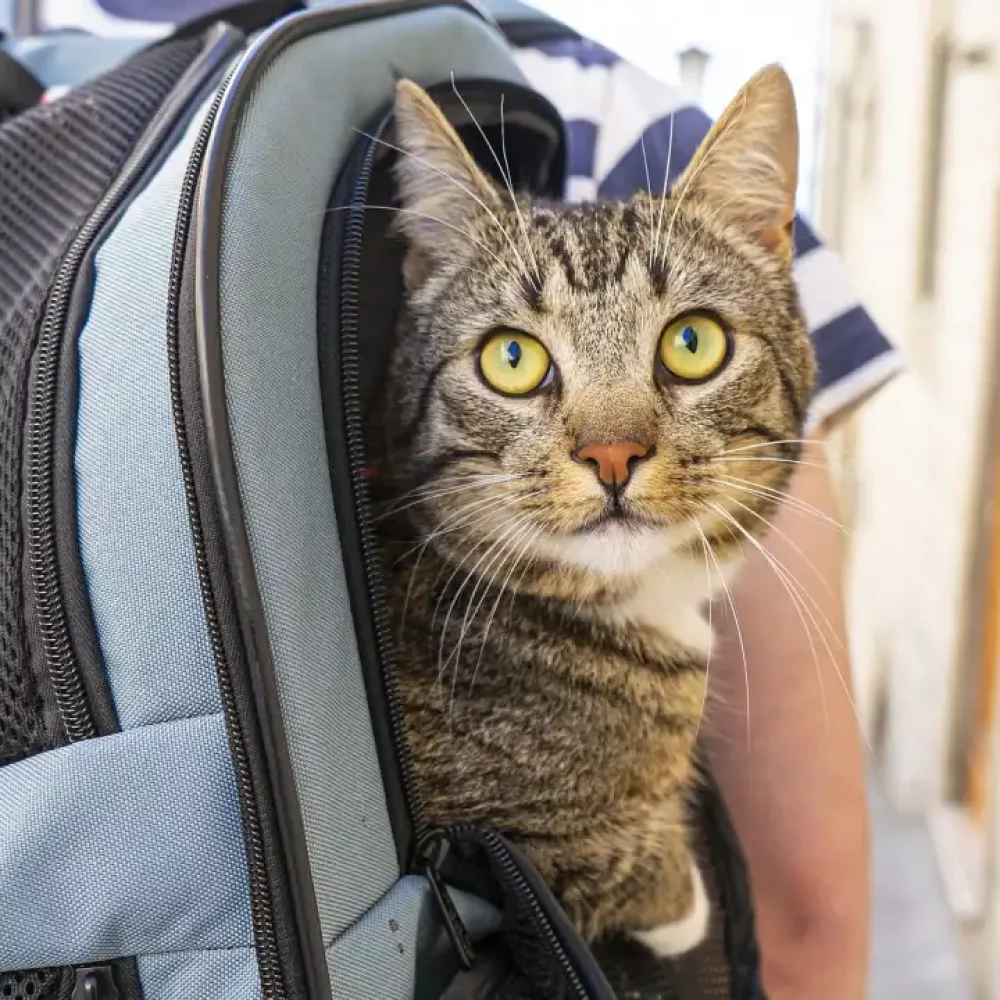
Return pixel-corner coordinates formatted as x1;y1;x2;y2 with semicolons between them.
325;875;502;1000
137;946;261;1000
75;94;222;730
0;713;252;970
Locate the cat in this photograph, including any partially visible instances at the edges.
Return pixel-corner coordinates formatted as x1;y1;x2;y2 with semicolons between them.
372;66;815;959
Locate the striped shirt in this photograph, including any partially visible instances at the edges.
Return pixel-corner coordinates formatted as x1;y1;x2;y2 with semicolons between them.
11;1;902;425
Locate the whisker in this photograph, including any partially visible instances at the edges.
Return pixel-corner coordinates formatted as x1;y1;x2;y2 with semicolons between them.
447;77;541;287
436;511;536;696
709;455;837;474
721;438;827;455
393;490;528;564
431;515;518;669
323;203;523;285
353;124;538;289
380;470;525;504
446;519;537;721
661;95;748;263
709;502;870;754
709;475;848;534
425;491;545;635
722;495;836;599
692;529;714;744
639;134;655;269
695;522;750;747
376;473;526;520
397;491;537;631
651;111;675;267
708;502;829;736
445;516;536;677
469;526;540;697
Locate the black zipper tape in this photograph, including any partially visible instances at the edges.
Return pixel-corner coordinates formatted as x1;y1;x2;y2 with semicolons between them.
445;826;617;1000
25;22;244;744
323;89;614;996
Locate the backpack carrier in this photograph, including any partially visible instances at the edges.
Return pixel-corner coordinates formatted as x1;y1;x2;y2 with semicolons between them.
0;3;765;997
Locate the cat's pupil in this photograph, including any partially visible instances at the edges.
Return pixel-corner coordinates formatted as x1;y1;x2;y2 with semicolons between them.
680;326;698;354
504;340;522;368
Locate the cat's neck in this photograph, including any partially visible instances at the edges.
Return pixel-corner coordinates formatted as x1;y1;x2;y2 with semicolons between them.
402;535;742;662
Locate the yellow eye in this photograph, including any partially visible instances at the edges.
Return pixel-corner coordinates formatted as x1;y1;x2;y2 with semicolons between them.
478;331;552;396
658;314;731;382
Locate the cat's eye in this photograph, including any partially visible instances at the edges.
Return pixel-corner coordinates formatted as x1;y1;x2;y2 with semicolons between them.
657;314;732;383
478;330;552;396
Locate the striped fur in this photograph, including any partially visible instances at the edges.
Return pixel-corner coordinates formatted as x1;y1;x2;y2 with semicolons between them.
371;68;815;954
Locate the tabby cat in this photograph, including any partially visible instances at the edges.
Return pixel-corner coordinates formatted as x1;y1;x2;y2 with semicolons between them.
374;66;814;958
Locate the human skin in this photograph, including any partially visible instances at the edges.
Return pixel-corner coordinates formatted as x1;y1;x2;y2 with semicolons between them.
703;427;870;1000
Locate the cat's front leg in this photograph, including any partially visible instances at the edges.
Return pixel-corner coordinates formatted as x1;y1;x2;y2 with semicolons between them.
629;860;711;958
528;833;711;958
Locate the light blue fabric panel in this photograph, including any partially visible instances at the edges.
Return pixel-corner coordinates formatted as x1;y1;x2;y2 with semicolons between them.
217;6;526;947
138;947;260;1000
75;96;222;729
0;714;252;971
325;876;502;1000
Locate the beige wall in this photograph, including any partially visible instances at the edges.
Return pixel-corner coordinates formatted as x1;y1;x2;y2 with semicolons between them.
820;0;1000;811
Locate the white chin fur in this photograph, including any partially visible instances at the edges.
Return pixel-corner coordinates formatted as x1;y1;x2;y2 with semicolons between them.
535;522;679;577
631;862;711;959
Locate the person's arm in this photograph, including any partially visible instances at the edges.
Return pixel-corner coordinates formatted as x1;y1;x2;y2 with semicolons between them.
703;427;869;1000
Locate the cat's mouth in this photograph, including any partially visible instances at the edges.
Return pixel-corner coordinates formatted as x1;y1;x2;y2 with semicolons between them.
576;505;664;535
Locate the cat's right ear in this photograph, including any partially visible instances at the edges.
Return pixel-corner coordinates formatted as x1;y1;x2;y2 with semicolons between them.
393;79;500;286
672;65;799;262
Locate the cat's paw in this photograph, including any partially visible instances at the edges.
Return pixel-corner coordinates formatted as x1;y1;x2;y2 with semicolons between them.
630;863;710;958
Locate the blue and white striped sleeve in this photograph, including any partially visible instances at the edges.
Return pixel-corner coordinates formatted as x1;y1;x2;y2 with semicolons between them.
514;40;903;429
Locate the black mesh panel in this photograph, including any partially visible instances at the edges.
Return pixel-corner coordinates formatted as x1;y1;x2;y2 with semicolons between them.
0;967;70;1000
0;34;203;768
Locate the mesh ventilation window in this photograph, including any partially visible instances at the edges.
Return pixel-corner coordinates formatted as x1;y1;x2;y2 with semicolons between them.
0;34;203;768
0;967;67;1000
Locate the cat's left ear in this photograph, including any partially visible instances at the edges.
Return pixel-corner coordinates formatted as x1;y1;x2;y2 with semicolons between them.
393;79;500;283
674;65;798;262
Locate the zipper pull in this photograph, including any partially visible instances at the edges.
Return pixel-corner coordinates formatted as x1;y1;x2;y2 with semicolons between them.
72;966;119;1000
417;830;476;970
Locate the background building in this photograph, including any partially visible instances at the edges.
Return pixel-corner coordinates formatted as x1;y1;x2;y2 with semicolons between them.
820;0;1000;993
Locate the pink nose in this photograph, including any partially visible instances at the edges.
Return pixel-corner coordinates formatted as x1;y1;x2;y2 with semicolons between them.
574;440;650;488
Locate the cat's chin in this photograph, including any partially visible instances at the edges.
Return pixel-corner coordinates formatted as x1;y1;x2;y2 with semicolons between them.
537;519;681;578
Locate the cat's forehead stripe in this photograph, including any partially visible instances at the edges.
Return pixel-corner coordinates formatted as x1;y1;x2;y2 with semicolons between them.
536;202;641;294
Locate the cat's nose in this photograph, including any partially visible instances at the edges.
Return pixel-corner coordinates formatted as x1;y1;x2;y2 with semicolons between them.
573;440;651;490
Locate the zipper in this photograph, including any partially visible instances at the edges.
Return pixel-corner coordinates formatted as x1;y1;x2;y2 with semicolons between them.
416;831;477;971
72;966;118;1000
338;122;485;970
25;26;243;745
337;127;598;998
338;121;429;845
165;68;284;999
445;826;590;1000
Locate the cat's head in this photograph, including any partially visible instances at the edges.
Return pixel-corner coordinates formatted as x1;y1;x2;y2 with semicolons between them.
383;68;815;588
